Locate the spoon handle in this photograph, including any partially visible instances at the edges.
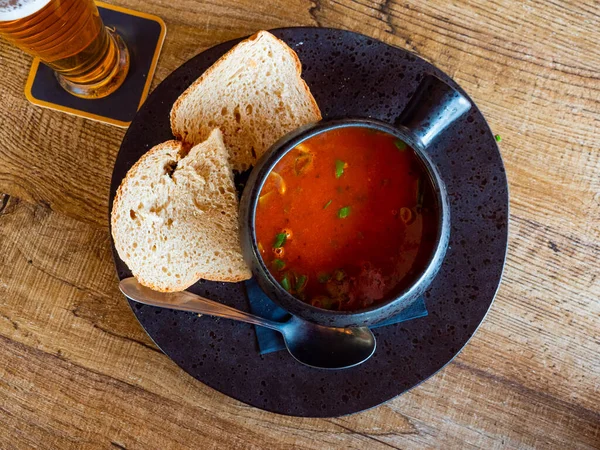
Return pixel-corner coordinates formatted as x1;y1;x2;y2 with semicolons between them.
119;277;284;332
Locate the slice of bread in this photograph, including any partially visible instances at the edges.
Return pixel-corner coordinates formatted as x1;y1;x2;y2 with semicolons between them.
111;129;252;292
170;30;322;172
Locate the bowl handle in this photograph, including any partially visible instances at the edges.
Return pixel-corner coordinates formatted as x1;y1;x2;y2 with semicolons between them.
396;74;471;148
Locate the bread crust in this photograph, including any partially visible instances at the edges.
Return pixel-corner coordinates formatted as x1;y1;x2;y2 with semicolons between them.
111;136;251;292
170;30;322;170
114;31;322;292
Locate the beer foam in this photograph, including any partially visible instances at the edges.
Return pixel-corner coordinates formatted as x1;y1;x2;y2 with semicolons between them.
0;0;52;22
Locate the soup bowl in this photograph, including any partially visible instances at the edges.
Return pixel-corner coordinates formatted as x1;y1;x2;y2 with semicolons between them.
239;74;471;327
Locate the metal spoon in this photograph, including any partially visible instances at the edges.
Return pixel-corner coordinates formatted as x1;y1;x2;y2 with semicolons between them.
119;277;376;369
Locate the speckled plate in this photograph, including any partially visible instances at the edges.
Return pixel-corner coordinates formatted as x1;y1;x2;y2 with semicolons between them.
109;27;508;417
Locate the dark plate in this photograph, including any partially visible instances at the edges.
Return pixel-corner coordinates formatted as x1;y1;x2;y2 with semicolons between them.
109;27;508;417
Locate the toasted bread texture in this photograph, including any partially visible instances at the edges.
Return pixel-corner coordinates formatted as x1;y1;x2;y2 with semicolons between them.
170;30;322;172
111;130;251;292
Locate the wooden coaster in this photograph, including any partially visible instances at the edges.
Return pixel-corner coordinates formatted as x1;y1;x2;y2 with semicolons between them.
24;2;166;127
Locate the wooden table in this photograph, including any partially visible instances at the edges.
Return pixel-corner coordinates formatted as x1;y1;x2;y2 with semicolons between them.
1;0;598;448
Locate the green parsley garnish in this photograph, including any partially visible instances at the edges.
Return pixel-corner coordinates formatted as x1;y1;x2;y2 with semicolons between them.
333;269;346;282
495;134;502;142
295;275;308;292
273;232;287;248
395;139;407;151
338;206;351;219
335;159;346;178
323;200;332;209
281;273;291;292
272;259;286;271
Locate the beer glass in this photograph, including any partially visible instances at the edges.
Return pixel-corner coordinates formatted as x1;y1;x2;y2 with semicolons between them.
0;0;129;99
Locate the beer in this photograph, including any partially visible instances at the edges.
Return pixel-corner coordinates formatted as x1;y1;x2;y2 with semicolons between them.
0;0;129;98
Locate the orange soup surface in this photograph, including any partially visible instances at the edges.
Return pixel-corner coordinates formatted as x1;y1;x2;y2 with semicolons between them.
254;127;438;311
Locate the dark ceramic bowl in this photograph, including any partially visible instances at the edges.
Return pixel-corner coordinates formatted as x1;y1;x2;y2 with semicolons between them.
239;74;471;327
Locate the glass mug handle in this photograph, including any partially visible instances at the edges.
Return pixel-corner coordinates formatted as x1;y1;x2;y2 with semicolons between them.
396;74;472;149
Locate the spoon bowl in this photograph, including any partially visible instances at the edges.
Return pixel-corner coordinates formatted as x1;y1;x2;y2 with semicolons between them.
119;277;376;370
280;316;376;369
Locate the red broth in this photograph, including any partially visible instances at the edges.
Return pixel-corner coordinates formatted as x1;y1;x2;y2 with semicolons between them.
254;127;438;311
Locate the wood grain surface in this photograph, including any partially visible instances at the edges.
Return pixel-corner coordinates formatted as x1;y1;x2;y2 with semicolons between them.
0;0;599;448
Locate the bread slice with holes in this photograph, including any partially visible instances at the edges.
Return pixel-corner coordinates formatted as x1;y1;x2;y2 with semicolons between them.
170;30;322;172
111;129;252;292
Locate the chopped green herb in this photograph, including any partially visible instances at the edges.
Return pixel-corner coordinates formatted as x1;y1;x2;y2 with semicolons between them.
395;139;407;151
295;275;308;292
273;232;287;248
272;259;286;271
281;273;291;292
338;206;351;219
335;159;346;178
495;134;502;142
317;272;331;283
323;200;332;209
333;269;346;282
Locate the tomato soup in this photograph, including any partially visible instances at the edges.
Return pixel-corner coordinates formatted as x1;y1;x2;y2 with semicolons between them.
254;127;438;311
